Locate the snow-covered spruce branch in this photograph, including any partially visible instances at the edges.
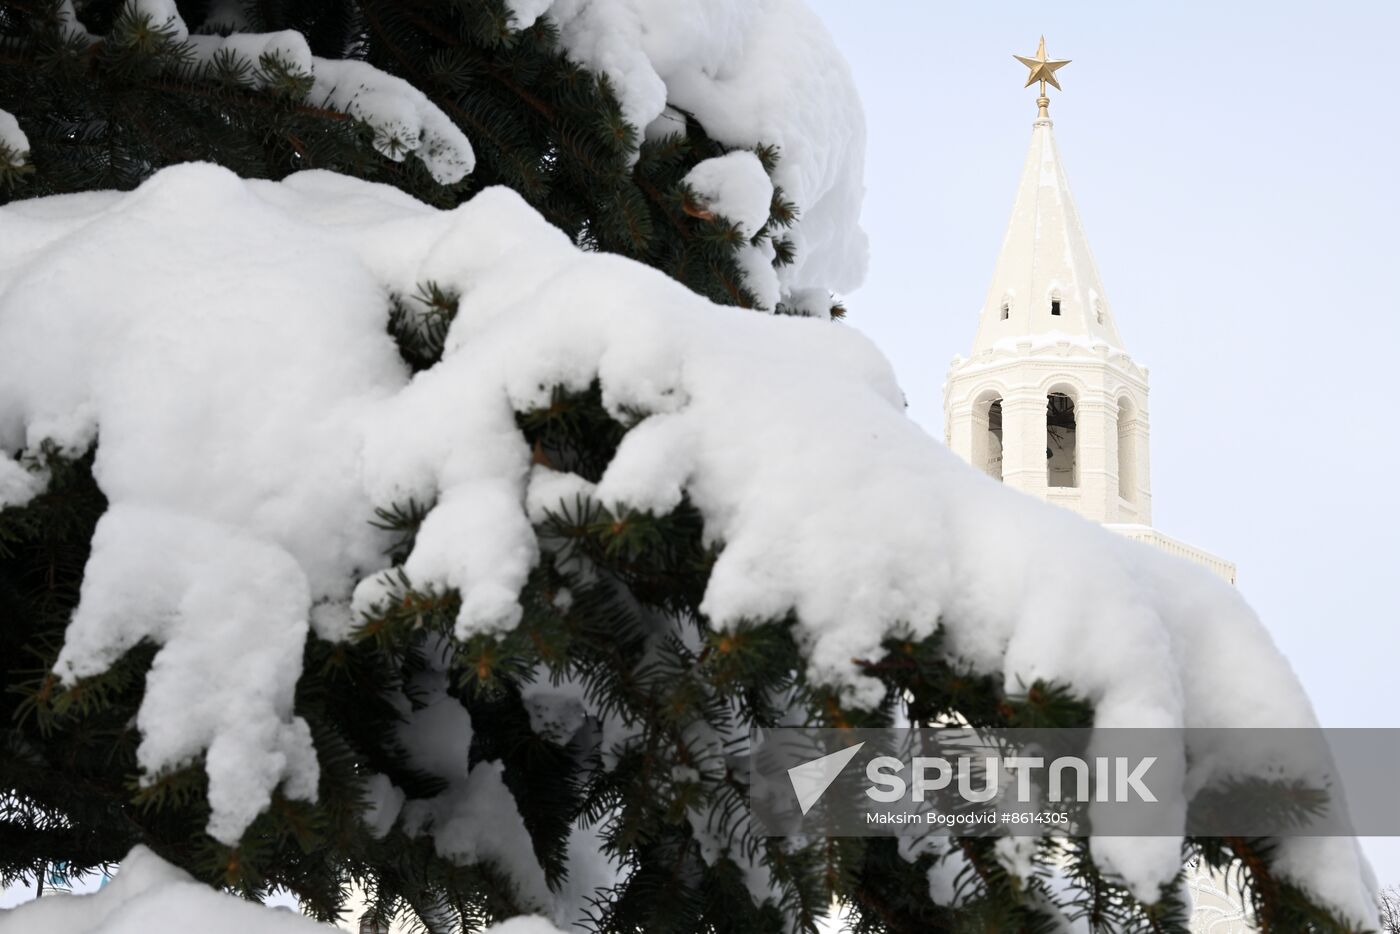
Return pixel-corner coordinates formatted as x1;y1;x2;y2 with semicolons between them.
52;0;475;184
0;165;1377;929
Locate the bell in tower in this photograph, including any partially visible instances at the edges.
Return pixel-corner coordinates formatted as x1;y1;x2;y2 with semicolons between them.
943;38;1234;584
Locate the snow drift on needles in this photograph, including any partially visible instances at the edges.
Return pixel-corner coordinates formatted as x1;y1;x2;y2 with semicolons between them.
0;165;1373;926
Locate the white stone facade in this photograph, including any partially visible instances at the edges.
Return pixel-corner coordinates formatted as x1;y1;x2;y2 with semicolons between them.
945;95;1246;932
945;338;1151;527
943;110;1233;584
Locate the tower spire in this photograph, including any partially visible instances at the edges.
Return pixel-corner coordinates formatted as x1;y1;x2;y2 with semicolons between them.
967;45;1122;356
942;43;1237;585
1014;36;1070;121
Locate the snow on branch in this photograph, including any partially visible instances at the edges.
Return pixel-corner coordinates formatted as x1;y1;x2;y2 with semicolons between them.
0;845;566;933
683;151;774;240
0;109;30;169
0;165;1373;926
523;0;869;302
309;58;476;185
84;2;477;185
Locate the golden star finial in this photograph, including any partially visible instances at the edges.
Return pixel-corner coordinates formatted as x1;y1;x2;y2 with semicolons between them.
1014;36;1071;119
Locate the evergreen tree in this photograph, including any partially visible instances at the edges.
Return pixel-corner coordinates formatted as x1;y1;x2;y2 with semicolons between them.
0;1;1366;931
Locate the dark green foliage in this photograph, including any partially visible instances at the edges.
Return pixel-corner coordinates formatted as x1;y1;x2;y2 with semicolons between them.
388;282;461;373
0;0;1369;931
1;0;397;200
1186;775;1330;837
1;0;804;310
844;837;956;933
0;315;1368;933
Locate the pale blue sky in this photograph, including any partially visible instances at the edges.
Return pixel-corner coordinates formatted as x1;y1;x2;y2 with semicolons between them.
808;0;1400;883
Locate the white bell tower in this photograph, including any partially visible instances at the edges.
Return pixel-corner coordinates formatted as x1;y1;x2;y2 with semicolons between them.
944;39;1235;583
